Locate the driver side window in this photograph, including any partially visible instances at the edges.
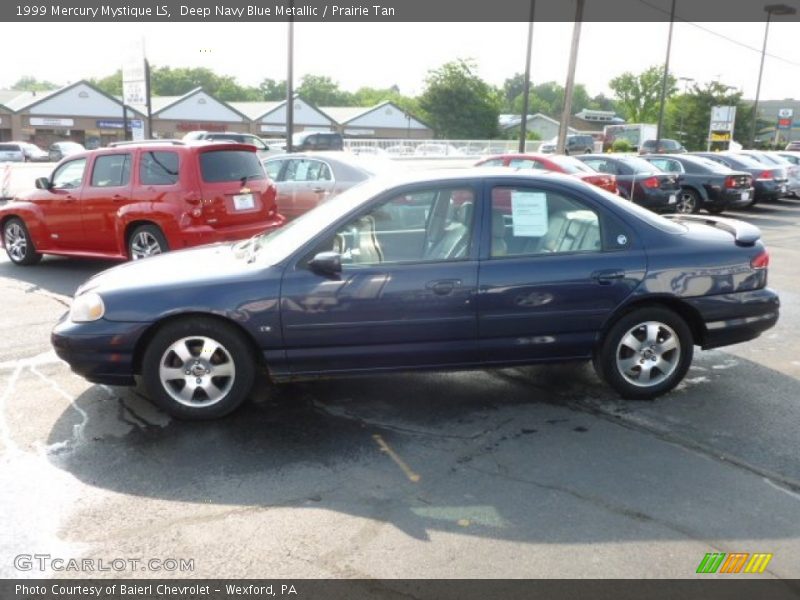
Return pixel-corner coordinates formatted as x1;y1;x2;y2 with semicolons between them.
51;158;87;189
310;186;475;266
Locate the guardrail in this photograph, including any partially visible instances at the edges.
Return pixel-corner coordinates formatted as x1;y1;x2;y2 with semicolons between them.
342;138;543;157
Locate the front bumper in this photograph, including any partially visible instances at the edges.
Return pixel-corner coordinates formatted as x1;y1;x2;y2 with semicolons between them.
686;287;780;350
51;314;150;386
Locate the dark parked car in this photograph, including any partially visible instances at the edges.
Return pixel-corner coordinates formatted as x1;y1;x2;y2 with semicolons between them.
52;170;779;420
638;139;687;155
575;154;680;213
48;141;86;162
694;152;789;203
641;154;754;213
291;131;344;152
539;134;596;155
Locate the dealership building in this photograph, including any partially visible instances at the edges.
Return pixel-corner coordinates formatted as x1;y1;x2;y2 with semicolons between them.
0;80;433;146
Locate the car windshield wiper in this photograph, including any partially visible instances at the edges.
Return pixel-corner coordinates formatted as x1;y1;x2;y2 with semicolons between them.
240;173;261;186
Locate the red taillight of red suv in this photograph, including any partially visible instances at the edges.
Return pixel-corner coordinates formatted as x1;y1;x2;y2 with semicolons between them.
642;176;660;189
756;170;774;181
751;249;770;270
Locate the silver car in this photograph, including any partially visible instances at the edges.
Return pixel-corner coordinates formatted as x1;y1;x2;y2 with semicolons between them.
0;143;26;162
263;151;400;220
737;150;799;196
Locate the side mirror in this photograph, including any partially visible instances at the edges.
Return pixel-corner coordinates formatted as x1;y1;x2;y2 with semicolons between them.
308;251;342;275
35;177;51;190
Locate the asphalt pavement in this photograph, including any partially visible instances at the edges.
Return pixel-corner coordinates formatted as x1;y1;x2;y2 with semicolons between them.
1;197;799;579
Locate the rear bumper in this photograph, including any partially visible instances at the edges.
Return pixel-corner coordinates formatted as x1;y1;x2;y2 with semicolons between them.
176;214;286;248
636;189;679;213
51;314;148;386
754;180;787;201
685;287;780;350
706;186;755;210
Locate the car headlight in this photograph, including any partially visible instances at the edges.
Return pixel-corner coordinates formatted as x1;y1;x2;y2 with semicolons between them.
69;292;105;322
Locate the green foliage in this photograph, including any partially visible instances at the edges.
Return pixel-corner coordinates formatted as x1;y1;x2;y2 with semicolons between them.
297;75;352;106
669;81;754;151
418;59;501;139
611;139;633;153
11;76;59;92
504;77;617;119
609;65;676;123
258;78;286;101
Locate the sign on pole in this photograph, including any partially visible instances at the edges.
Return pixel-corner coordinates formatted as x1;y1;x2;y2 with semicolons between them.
707;105;736;150
122;40;147;108
777;108;793;130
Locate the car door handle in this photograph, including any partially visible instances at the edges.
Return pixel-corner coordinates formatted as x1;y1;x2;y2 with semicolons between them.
65;195;76;202
593;269;625;284
112;194;125;201
427;279;461;295
311;187;326;193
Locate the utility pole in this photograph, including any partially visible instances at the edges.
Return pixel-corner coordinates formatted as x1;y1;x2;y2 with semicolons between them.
518;0;536;153
655;0;676;151
557;0;584;154
285;14;294;152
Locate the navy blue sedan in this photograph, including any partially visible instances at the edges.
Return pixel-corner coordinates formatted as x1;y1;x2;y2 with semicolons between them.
52;171;780;419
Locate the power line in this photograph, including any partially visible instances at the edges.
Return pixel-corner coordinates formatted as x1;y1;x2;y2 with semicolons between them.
636;0;800;69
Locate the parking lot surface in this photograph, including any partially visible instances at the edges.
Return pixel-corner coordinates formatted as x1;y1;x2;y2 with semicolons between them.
1;197;800;578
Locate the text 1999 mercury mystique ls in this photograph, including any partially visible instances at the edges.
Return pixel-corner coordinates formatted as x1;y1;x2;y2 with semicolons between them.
51;170;779;419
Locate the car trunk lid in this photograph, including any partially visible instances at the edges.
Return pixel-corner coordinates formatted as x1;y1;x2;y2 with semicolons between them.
663;214;761;246
195;146;278;228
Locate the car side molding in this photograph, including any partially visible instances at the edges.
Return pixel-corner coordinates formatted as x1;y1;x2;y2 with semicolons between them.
663;214;761;246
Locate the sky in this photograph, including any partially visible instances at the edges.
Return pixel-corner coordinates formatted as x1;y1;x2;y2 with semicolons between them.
2;21;799;102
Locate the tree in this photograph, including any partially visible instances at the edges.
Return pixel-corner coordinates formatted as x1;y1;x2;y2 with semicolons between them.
609;65;676;123
90;70;122;96
665;81;754;151
12;76;59;92
502;73;527;112
418;59;502;139
258;78;286;101
297;75;352;106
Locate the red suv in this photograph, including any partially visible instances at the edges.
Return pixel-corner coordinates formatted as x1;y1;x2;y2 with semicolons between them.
1;140;285;265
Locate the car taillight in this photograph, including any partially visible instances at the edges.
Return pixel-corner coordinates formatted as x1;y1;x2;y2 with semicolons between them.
751;250;769;270
642;176;660;189
756;170;774;180
724;176;737;188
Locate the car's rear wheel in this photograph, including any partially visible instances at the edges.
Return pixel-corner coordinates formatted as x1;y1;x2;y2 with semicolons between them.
676;189;699;214
141;318;256;419
595;307;693;400
3;218;42;265
128;224;168;260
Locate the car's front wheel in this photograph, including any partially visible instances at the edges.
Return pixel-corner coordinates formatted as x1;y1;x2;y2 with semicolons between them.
3;218;42;265
128;224;169;260
141;317;256;419
595;306;693;400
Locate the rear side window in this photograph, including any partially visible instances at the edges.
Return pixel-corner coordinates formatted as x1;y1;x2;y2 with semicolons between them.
91;154;131;187
140;151;179;185
199;150;265;183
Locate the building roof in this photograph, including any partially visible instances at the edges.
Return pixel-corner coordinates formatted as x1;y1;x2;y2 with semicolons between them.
318;105;371;124
228;101;282;120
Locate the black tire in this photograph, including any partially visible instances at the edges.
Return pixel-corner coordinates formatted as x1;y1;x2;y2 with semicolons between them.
3;217;42;266
595;306;694;400
676;188;700;214
128;223;169;260
141;317;256;420
706;205;725;215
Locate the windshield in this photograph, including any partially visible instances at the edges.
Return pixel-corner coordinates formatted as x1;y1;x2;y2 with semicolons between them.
590;185;687;234
549;155;594;174
251;178;388;265
618;156;659;174
722;154;764;169
199;150;265;183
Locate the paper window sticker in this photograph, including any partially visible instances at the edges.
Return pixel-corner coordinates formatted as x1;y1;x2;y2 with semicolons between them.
511;191;548;237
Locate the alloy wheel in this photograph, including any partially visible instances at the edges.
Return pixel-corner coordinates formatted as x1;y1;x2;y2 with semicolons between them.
4;222;28;262
676;192;696;214
615;321;681;388
158;336;236;407
130;231;163;260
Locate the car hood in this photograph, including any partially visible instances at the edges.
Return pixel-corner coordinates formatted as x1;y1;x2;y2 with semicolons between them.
76;243;260;296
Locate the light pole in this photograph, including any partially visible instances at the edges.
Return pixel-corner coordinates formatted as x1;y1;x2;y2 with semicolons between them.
677;76;694;144
655;0;676;151
557;0;584;155
518;0;536;153
750;3;796;148
285;5;295;153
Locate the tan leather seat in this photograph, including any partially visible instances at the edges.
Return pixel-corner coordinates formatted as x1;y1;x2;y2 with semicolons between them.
491;209;508;257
